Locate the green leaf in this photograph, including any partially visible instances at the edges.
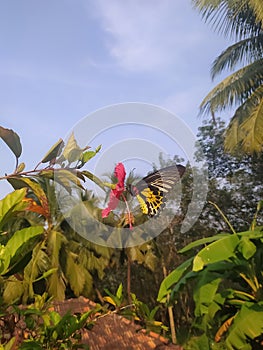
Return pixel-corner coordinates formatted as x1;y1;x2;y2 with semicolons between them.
17;177;49;212
3;275;24;304
6;226;44;259
3;337;16;350
238;229;263;239
226;303;263;349
185;333;210;350
23;241;50;298
157;258;193;302
20;341;43;350
47;230;66;300
95;144;102;152
55;169;84;192
47;270;66;301
144;250;158;271
0;188;28;230
0;244;10;275
0;188;27;219
128;246;145;264
39;169;54;179
193;235;239;272
81;170;105;190
49;310;62;326
179;233;231;253
104;285;123;307
0;126;22;158
33;267;57;282
238;237;257;260
66;252;86;296
80;144;101;165
41;138;64;163
5;251;33;276
116;283;123;300
149;306;159;320
81;151;96;163
6;177;28;190
193;269;222;317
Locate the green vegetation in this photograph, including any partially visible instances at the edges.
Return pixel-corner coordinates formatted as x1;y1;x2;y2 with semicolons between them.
0;294;95;349
0;1;262;349
0;113;262;349
192;0;263;154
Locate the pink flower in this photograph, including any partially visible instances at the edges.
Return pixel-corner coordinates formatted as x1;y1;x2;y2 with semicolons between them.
102;163;126;218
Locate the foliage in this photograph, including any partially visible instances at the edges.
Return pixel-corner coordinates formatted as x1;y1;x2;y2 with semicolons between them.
196;118;263;231
1;118;263;348
192;0;263;154
0;294;95;349
103;283;168;334
158;201;263;349
130;292;169;334
103;282;125;310
0;126;113;304
0;126;165;308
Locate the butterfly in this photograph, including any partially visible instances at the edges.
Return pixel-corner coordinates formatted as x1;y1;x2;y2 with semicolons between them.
127;165;185;217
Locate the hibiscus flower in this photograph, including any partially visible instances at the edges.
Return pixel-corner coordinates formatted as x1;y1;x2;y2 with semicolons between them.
101;162;126;218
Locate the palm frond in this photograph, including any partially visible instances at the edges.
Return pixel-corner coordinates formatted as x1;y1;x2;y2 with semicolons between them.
224;115;247;151
211;34;263;78
248;0;263;24
200;59;263;114
224;85;263;153
192;0;262;39
239;95;263;153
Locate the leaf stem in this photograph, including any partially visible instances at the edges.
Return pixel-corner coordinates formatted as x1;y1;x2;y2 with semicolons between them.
208;201;236;234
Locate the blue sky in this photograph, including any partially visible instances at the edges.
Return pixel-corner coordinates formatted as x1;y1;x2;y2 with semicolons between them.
0;0;232;195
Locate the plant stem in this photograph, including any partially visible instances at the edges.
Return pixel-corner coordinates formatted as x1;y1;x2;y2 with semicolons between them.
163;266;176;344
127;250;132;304
208;201;236;234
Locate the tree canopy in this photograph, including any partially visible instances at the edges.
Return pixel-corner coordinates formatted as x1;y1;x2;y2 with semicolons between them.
192;0;263;154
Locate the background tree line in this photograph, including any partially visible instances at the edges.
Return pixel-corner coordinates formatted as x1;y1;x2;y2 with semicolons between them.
0;0;262;348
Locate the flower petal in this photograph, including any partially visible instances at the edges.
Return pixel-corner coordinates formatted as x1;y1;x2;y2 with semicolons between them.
102;163;126;218
114;162;126;186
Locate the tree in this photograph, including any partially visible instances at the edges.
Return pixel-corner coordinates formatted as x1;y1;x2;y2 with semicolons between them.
155;118;263;348
196;118;263;231
192;0;263;153
0;127;113;303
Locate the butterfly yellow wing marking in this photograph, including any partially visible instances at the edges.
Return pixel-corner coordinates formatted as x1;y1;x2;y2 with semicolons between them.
130;164;186;217
140;188;164;217
136;194;149;214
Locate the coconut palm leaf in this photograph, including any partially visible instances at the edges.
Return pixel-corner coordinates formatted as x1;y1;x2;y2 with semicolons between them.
200;59;263;114
248;0;263;24
239;94;263;152
211;34;263;78
193;0;263;153
192;0;262;38
225;85;263;152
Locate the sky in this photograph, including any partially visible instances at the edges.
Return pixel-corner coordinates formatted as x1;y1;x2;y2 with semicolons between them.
0;0;232;196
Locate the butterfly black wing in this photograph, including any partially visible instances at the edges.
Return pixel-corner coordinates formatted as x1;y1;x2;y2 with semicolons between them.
131;165;185;217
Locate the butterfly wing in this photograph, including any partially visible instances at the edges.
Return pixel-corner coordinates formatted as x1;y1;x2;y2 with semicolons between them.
132;165;185;217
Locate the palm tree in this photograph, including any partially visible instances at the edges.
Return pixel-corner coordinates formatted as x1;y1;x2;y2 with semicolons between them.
192;0;263;153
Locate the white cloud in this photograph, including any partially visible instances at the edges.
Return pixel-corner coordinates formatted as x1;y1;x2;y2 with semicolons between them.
93;0;208;72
